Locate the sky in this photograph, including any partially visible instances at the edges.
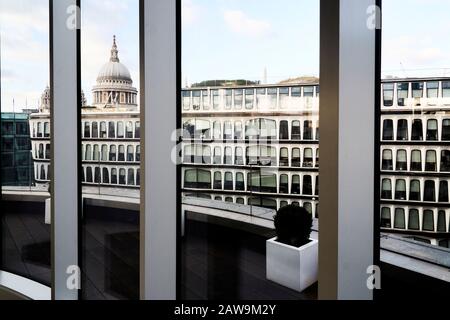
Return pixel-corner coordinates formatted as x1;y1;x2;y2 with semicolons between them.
2;0;450;112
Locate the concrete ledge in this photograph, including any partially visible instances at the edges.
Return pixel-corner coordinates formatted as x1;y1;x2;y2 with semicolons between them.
0;271;51;300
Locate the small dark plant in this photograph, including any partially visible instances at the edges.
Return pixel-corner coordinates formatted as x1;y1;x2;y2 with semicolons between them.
274;205;313;248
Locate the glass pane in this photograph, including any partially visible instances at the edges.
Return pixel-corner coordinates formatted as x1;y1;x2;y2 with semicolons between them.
181;0;319;300
1;0;51;286
79;0;140;300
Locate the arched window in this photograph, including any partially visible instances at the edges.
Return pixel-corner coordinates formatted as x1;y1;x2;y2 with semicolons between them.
92;122;98;138
101;145;108;161
84;122;91;138
437;211;446;232
410;150;422;171
102;168;110;184
224;147;232;165
279;174;289;194
397;119;408;141
118;145;125;161
236;172;245;191
85;145;92;161
408;209;420;230
213;147;221;164
382;119;393;140
441;150;450;172
303;175;313;195
94;167;101;183
381;207;391;228
291;121;301;140
136;169;140;186
119;168;126;185
135;146;141;162
117;122;125;138
235;147;244;165
395;179;407;200
100;122;107;138
109;145;117;161
127;146;134;162
202;145;211;164
108;121;116;138
292;148;301;167
425;150;437;171
280;148;289;167
111;168;118;184
86;167;93;183
234;121;243;140
382;149;393;170
291;175;300;194
184;169;211;189
442;119;450;141
126;121;133;138
37;123;43;137
45;144;50;159
426;119;438;141
213;172;222;190
213;121;221;140
304;202;312;215
424;180;436;202
439;181;449;202
127;169;135;185
396;149;407;171
135;121;140;138
224;172;233;190
303;148;313;167
236;198;245;205
224;121;232;140
93;145;100;161
381;179;392;199
40;165;46;180
303;121;313;140
423;210;434;231
394;208;406;229
39;144;44;159
409;180;421;201
279;120;289;140
44;122;50;138
411;119;423;141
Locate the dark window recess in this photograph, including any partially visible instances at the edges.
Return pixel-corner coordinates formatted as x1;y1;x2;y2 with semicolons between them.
397;119;408;141
383;119;394;140
424;180;436;202
411;120;423;141
440;150;450;172
279;121;289;140
438;181;449;202
442;119;450;141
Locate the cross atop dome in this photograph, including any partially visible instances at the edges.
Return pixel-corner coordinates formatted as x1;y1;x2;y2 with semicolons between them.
110;35;120;62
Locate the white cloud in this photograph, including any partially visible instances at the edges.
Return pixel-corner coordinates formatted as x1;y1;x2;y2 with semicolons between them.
223;9;271;38
183;0;202;27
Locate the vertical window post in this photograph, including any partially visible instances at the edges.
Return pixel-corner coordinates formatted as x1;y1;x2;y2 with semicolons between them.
319;0;378;300
50;0;80;300
140;0;178;299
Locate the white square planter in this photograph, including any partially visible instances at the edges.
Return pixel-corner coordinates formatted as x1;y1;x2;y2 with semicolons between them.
266;237;318;292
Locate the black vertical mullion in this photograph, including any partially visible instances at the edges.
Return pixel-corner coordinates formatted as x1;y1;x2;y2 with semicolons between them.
374;0;382;301
76;0;82;301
